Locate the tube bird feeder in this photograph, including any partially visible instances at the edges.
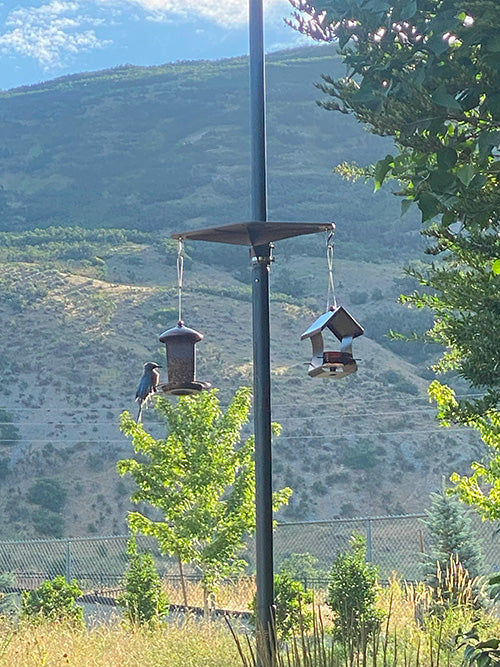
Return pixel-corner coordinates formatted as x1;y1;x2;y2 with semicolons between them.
158;321;211;395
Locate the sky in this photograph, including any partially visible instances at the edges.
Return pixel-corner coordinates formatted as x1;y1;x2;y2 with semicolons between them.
0;0;311;90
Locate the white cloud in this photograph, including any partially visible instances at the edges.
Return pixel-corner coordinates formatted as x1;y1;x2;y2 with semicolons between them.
0;0;294;71
0;1;110;68
98;0;290;28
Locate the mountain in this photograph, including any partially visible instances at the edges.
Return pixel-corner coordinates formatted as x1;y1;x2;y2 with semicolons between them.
0;46;483;540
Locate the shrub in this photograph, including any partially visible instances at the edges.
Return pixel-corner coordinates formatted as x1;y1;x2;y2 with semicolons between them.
274;572;313;641
250;571;313;642
21;575;83;624
349;291;368;305
278;552;327;583
32;508;65;538
327;535;382;660
342;440;378;470
118;536;168;624
27;478;67;512
0;572;18;616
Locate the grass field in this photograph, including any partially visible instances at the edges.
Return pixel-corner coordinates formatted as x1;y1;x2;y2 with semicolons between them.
0;573;499;667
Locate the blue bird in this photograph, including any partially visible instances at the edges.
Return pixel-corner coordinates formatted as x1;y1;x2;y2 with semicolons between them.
136;362;161;422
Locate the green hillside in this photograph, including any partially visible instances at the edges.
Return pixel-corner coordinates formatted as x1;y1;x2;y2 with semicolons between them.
0;47;483;540
0;47;419;260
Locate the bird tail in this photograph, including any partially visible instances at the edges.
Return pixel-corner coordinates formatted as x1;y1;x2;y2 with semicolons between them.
136;402;143;423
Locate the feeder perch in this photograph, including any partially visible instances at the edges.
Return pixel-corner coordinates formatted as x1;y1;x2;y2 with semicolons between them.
158;321;211;395
301;306;364;379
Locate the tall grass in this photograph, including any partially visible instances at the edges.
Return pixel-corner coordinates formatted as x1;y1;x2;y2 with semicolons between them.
0;616;246;667
231;571;500;667
0;564;498;667
163;576;256;611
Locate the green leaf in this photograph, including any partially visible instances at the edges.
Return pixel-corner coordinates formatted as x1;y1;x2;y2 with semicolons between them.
432;86;462;110
374;154;393;191
487;93;500;120
456;164;476;186
437;147;458;170
477;639;500;649
401;198;413;217
400;0;417;19
492;259;500;275
478;130;500;161
469;173;487;189
429;169;455;191
417;192;440;221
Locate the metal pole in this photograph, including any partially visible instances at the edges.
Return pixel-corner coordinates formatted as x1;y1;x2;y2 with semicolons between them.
249;0;274;663
250;0;267;220
65;541;71;583
366;518;373;563
252;246;273;663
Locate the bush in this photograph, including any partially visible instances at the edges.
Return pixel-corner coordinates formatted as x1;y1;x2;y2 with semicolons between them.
327;535;382;659
32;508;65;538
27;478;67;512
21;575;83;624
379;370;420;395
349;291;368;304
341;440;378;470
274;572;313;641
278;552;327;583
0;572;18;616
118;536;168;624
250;570;313;642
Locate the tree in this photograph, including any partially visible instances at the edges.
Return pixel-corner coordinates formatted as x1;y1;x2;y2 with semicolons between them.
21;575;84;625
118;387;291;611
117;535;168;625
422;485;484;606
423;486;484;578
431;382;500;520
287;0;500;513
327;535;381;664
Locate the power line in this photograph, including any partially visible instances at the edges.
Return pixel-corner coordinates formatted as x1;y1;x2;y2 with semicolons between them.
0;426;477;444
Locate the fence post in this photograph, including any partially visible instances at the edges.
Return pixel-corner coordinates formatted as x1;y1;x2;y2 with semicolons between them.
65;541;71;583
366;518;373;563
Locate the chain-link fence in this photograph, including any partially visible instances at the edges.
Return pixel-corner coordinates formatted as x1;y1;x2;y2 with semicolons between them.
272;514;500;583
0;514;498;610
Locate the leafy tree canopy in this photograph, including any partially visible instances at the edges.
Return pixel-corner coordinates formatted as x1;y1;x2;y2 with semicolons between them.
118;387;291;594
288;0;500;515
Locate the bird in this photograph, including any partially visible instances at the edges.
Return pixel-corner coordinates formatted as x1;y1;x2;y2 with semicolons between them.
135;362;161;422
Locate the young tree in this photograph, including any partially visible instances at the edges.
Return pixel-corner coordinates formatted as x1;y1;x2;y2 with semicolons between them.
118;535;168;625
327;535;381;663
287;0;500;513
422;485;484;600
118;387;291;611
21;575;84;625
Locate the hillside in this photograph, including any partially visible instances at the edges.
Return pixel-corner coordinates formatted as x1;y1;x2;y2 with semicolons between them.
0;47;484;540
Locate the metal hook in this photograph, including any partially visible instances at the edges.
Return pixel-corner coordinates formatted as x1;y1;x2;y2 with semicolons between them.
326;226;336;311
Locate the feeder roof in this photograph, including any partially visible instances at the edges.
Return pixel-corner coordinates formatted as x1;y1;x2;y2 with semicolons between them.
301;306;364;342
159;322;203;344
171;221;333;247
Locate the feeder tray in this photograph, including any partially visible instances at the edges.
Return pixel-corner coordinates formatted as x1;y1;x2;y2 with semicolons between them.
158;321;211;396
301;306;364;379
158;380;211;396
310;351;358;378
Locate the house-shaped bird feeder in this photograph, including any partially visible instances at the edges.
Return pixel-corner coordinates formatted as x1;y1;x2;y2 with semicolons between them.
301;306;364;379
157;321;211;396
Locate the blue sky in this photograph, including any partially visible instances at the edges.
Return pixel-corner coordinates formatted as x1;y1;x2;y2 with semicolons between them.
0;0;310;90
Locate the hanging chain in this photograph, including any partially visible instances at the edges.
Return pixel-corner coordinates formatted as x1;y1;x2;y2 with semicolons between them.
177;238;184;324
326;228;337;311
